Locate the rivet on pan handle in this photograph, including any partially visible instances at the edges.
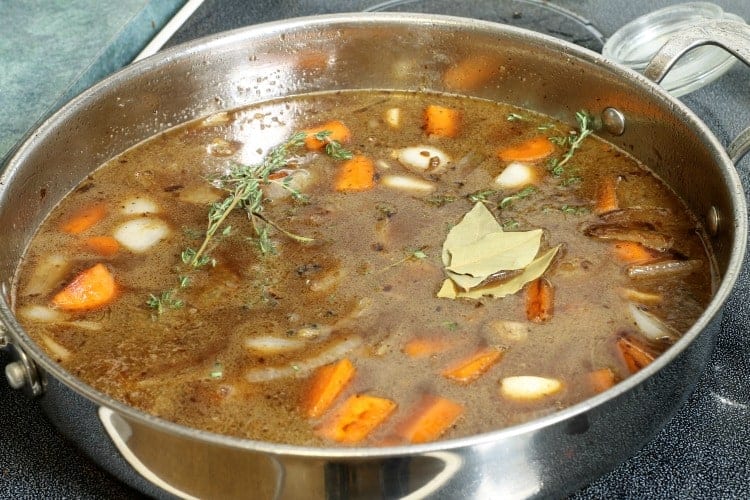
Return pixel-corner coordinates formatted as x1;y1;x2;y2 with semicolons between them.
643;19;750;163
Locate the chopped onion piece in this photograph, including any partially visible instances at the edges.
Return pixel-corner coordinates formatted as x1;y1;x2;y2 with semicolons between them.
500;376;563;400
245;336;361;382
121;196;159;215
41;334;71;361
265;169;312;200
245;335;305;354
628;303;678;341
178;184;223;205
18;305;65;323
488;320;529;343
619;287;663;305
384;108;401;128
113;217;170;253
627;259;702;279
396;146;450;172
67;320;103;331
24;254;69;296
381;174;437;194
494;162;536;189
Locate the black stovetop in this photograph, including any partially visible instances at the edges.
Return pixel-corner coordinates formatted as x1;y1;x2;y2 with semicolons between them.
2;1;749;498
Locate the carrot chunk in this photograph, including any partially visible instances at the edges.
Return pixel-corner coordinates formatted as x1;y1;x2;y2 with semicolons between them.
443;55;498;91
51;263;117;311
497;136;554;162
403;337;454;358
61;203;107;234
334;155;375;192
394;395;464;444
316;394;397;443
303;120;351;151
525;278;554;323
613;242;660;264
595;176;619;214
616;335;655;374
442;346;504;384
302;358;356;418
587;368;616;393
84;236;120;257
424;105;460;138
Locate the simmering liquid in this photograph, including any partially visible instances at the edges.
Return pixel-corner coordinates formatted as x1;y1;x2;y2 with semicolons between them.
14;91;714;446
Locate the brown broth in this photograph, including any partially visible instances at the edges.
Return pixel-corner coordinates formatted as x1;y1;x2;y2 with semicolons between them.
14;91;714;446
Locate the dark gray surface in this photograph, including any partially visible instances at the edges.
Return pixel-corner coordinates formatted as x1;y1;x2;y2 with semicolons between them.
2;1;749;498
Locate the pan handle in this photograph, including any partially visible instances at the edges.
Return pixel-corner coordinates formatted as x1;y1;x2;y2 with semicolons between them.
643;19;750;163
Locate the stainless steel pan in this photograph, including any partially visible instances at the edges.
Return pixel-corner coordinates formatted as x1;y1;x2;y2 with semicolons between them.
0;14;747;499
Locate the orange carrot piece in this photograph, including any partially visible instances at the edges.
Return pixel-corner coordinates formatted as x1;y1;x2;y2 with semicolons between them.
595;176;619;214
525;278;554;323
316;394;397;443
443;55;498;91
613;241;660;264
334;155;375;192
51;263;117;311
394;395;464;444
403;337;454;358
84;236;120;257
497;136;554;162
424;105;460;138
61;203;107;234
587;368;616;393
303;120;351;151
302;358;356;418
616;335;655;374
442;346;504;384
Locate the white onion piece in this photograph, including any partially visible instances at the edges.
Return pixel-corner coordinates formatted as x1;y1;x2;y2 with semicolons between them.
18;305;65;323
121;196;159;215
244;336;305;354
245;336;361;382
381;175;436;194
384;108;401;128
488;320;530;343
113;217;170;253
67;320;103;331
396;146;450;172
41;334;71;361
494;162;536;189
500;376;563;400
619;287;663;305
24;254;69;296
375;159;392;171
264;169;312;200
628;303;678;341
178;184;223;205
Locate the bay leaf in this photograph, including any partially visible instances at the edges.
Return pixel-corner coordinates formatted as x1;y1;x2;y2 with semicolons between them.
452;245;560;299
437;278;458;299
446;269;486;291
442;202;502;266
447;229;542;277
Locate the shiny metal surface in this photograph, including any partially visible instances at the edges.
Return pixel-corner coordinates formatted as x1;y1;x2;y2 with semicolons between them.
0;14;746;499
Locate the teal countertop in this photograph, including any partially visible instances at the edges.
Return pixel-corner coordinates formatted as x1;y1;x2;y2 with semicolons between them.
0;0;185;164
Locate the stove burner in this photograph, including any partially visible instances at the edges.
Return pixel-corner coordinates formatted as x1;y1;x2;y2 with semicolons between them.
364;0;604;51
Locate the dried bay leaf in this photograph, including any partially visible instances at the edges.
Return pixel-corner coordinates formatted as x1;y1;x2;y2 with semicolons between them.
442;202;502;266
453;246;560;299
447;229;542;276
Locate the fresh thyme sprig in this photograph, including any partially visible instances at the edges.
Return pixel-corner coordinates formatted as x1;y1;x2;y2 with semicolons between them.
187;131;309;265
499;186;536;209
146;129;352;315
547;111;594;177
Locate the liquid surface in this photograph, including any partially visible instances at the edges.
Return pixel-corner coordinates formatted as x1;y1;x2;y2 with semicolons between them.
14;91;713;446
